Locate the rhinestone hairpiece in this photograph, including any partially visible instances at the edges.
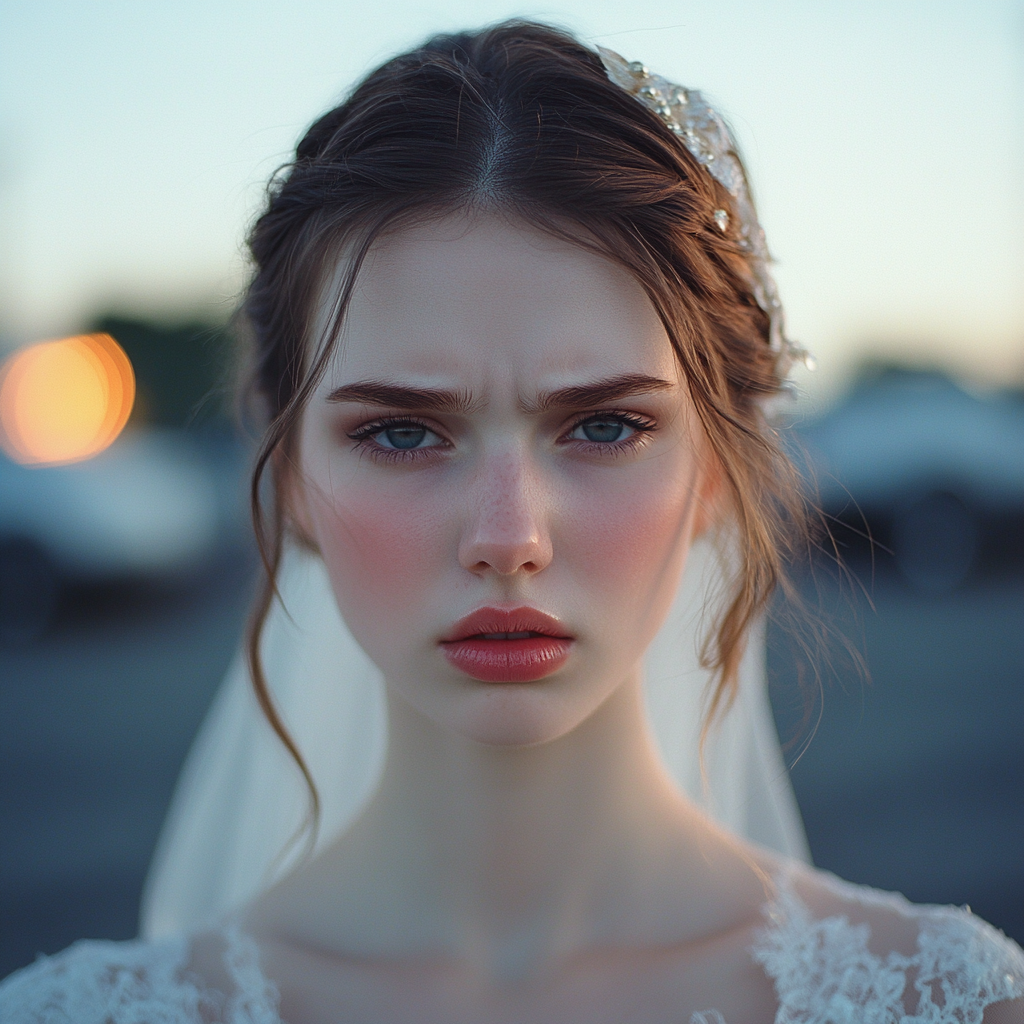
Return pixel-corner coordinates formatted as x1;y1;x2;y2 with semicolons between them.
598;47;813;373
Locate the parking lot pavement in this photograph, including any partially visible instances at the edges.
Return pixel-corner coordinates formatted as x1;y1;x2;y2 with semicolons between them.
769;563;1024;943
0;553;255;977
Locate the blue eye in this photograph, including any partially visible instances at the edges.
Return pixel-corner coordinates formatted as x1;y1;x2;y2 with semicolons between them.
348;418;449;460
379;425;429;449
571;418;630;443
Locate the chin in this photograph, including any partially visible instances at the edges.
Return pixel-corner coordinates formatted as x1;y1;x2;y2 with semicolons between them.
450;684;599;748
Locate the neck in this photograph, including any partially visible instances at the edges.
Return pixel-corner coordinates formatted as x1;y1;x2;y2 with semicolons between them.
377;674;683;932
268;670;755;980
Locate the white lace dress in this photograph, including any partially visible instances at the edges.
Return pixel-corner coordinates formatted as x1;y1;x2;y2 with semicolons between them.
3;866;1022;1023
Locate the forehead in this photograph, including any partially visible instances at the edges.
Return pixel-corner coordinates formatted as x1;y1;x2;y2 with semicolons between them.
314;211;681;391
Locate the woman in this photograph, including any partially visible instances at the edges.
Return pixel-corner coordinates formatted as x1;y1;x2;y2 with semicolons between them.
3;21;1022;1023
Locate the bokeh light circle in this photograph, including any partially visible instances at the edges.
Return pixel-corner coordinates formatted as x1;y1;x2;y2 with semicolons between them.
0;333;135;466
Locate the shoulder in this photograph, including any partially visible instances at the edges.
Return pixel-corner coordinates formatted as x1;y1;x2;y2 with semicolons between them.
0;926;280;1024
751;861;1024;1023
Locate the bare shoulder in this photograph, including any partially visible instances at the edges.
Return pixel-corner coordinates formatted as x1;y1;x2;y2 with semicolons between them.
755;859;1024;1023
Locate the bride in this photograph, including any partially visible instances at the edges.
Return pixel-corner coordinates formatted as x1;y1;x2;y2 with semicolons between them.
3;21;1022;1024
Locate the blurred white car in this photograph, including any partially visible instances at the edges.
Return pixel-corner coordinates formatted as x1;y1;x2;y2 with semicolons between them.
0;429;224;642
796;367;1024;592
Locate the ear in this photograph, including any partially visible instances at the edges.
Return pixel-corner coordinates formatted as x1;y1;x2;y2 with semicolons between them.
691;452;726;539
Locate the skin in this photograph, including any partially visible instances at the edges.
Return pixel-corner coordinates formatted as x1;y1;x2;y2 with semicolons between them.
240;210;783;1022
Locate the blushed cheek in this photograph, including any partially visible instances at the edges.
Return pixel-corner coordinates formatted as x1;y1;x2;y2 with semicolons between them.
564;471;698;603
308;484;449;649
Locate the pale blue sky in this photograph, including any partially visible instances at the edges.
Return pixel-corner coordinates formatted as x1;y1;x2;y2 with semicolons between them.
1;0;1022;399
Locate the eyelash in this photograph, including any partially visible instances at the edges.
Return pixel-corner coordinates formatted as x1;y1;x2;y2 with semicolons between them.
565;411;657;456
346;411;657;464
346;416;451;465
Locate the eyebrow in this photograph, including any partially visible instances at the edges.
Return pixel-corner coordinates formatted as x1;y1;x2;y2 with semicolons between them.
326;380;478;413
325;372;675;414
526;373;675;413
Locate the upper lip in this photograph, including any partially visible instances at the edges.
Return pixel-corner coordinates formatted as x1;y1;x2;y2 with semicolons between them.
441;606;573;643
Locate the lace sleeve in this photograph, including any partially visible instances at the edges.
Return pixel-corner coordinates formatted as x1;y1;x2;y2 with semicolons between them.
0;934;214;1023
221;922;283;1024
752;870;1024;1024
0;927;283;1024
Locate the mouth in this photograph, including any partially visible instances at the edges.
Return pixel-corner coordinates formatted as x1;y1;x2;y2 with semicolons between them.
440;607;574;683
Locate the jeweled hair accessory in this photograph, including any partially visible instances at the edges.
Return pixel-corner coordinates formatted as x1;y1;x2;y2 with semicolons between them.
598;47;813;373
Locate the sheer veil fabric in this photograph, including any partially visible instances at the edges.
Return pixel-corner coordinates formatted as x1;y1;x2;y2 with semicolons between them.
141;538;809;938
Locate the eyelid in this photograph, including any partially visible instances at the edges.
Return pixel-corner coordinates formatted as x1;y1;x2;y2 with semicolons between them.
344;415;454;465
562;408;657;434
557;410;659;459
346;413;446;440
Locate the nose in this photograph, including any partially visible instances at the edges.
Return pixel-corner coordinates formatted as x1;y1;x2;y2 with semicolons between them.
458;449;553;576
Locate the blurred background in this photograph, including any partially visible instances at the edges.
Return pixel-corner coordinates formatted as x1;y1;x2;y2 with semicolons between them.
1;0;1022;977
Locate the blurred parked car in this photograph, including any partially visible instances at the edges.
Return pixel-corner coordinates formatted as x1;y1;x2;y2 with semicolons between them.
0;429;226;643
796;365;1024;592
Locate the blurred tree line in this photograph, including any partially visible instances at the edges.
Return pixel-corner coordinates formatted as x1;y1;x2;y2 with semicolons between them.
89;314;235;428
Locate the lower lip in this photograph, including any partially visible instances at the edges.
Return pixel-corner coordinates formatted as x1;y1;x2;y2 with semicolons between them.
440;637;573;682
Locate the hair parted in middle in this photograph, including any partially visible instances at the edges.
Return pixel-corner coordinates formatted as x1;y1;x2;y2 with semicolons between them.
239;19;810;826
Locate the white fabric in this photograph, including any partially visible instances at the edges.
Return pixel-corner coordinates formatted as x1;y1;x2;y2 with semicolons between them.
141;538;810;938
754;869;1024;1024
4;867;1023;1023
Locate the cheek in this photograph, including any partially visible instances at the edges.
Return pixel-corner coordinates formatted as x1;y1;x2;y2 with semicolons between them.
304;474;449;636
560;461;700;600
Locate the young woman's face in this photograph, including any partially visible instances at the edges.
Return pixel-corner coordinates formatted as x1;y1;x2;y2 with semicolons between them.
295;212;718;747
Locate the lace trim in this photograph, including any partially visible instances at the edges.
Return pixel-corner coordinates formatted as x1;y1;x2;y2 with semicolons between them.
222;920;282;1024
0;926;281;1024
0;933;210;1023
751;867;1024;1023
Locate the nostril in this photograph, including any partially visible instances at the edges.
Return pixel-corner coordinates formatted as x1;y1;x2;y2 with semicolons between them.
459;535;553;576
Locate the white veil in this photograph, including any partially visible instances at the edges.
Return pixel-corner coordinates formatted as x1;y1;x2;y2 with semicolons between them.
141;538;809;938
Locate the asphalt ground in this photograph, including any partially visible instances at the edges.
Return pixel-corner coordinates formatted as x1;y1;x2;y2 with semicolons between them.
0;553;256;976
770;556;1024;943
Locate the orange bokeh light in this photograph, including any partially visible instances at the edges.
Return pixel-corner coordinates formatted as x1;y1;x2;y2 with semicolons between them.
0;333;135;466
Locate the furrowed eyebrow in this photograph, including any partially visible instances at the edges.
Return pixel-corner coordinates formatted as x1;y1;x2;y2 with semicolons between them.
527;373;675;413
326;372;675;415
326;380;478;413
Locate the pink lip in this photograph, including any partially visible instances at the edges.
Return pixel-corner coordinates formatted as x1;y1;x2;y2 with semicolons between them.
440;606;574;683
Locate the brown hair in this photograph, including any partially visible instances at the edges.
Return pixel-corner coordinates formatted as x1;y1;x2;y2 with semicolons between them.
240;20;808;831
